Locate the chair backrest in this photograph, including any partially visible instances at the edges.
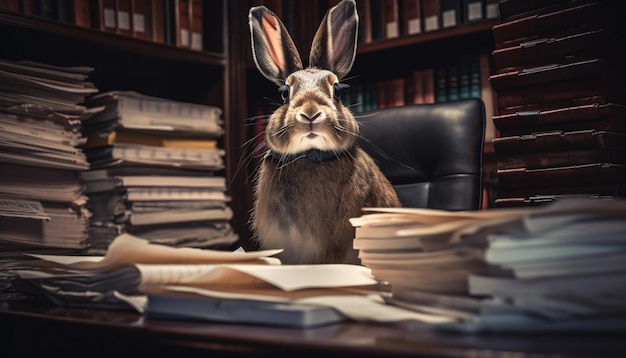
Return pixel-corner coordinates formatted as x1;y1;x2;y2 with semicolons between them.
357;98;486;211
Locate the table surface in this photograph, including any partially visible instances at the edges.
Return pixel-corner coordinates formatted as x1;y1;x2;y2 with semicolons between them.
1;298;625;358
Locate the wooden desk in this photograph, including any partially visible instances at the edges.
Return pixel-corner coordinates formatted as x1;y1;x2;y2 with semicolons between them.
1;299;624;358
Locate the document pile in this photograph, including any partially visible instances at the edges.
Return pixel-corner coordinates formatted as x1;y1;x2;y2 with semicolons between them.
350;197;626;332
0;59;102;259
0;233;444;328
80;91;236;253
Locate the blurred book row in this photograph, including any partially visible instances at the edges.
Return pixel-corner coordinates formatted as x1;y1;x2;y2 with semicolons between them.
356;0;499;43
0;58;237;263
0;0;204;51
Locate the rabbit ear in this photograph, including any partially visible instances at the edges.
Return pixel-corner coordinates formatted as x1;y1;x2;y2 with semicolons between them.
249;6;303;85
309;0;358;80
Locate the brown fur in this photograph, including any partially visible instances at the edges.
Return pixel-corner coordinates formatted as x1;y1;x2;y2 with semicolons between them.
249;0;400;264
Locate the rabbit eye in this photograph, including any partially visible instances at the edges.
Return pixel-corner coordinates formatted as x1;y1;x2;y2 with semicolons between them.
333;83;350;100
278;84;290;103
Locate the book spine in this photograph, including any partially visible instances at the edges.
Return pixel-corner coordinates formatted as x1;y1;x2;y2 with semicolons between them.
422;67;435;103
131;0;147;39
369;0;383;41
150;0;166;43
462;0;484;23
177;0;191;48
383;0;399;39
458;62;471;99
72;0;91;27
116;0;132;36
485;0;499;19
441;0;461;29
0;1;20;12
37;0;56;19
402;0;422;35
56;0;72;23
163;0;176;45
434;67;447;102
190;0;202;50
100;0;117;33
19;0;38;15
411;69;424;104
446;64;459;101
356;0;372;44
421;0;440;32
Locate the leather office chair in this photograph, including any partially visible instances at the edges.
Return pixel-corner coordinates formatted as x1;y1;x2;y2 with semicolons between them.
357;98;486;211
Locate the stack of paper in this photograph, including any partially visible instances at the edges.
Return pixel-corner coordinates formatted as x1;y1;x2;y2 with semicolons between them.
1;233;453;328
350;198;626;332
80;91;236;254
0;59;102;260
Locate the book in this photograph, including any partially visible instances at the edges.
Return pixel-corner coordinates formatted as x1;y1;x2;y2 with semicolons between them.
131;0;147;39
446;64;459;101
128;206;233;226
411;69;425;104
369;0;383;41
148;0;166;43
402;0;422;35
189;0;202;50
83;130;218;149
0;1;20;12
82;175;226;193
485;0;499;19
84;144;224;170
462;0;484;23
72;0;91;27
421;0;440;32
116;0;132;36
55;0;72;23
83;91;224;137
163;0;176;45
176;0;190;48
123;187;229;201
441;0;461;28
146;292;346;328
434;67;447;102
356;0;372;43
93;0;117;33
382;0;399;39
422;67;435;103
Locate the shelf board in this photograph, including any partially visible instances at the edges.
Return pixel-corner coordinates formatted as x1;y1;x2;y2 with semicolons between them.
0;9;226;66
357;19;499;54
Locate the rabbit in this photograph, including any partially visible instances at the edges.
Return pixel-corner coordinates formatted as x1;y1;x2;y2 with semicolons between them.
248;0;401;264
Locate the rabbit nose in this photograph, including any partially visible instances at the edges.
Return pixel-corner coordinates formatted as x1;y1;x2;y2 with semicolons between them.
296;102;325;124
297;111;323;123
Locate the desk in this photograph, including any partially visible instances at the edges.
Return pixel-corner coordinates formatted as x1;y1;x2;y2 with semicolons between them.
1;299;624;358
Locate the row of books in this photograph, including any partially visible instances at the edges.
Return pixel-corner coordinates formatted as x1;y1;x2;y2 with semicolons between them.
356;0;500;44
0;0;204;51
344;54;496;139
489;0;626;207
